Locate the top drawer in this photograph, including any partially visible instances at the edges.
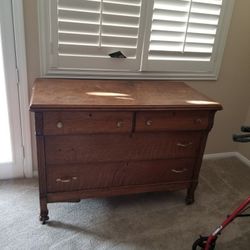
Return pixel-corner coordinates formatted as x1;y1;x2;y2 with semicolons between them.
43;111;133;135
136;110;210;132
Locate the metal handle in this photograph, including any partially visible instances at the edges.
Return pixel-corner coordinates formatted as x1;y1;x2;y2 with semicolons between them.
56;177;77;183
195;118;202;124
146;120;153;126
177;142;193;148
56;121;63;129
171;168;187;173
117;121;123;128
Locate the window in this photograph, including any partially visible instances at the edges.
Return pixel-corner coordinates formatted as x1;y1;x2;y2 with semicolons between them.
38;0;234;79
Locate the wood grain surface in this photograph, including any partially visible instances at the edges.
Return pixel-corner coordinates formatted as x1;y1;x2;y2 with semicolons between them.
47;159;195;192
43;111;133;135
135;110;210;131
31;79;222;222
30;78;222;111
45;132;201;164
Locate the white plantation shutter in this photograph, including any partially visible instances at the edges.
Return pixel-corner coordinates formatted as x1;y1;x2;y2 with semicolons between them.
142;0;226;73
49;0;145;71
39;0;234;78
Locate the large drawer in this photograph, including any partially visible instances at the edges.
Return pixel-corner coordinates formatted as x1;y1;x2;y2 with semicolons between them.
45;132;201;164
43;111;133;135
47;159;195;192
135;111;210;132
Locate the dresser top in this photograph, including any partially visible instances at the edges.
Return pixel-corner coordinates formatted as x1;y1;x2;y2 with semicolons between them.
30;78;222;111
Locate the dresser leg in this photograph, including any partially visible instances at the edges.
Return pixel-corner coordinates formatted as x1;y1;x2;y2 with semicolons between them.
39;198;49;224
185;183;197;205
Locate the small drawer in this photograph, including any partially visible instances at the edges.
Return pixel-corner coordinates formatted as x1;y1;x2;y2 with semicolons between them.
43;111;133;135
135;111;210;132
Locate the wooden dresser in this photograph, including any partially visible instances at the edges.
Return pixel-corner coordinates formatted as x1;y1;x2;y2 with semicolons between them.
30;79;222;224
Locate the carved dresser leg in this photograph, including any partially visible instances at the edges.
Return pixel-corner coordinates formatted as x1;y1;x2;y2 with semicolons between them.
185;182;198;205
39;198;49;224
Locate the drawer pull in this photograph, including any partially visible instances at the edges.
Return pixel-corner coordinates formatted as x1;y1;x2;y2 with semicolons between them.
146;120;153;126
116;121;123;128
56;122;63;129
56;177;77;183
171;168;187;174
177;142;193;148
195;118;202;124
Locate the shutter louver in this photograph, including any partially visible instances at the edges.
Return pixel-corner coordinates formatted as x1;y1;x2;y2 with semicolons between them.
51;0;144;71
143;0;224;72
40;0;233;78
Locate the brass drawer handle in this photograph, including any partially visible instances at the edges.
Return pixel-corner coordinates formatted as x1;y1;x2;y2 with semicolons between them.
146;120;153;126
195;118;202;124
117;121;123;128
56;177;77;183
56;121;63;129
171;168;187;174
177;142;193;148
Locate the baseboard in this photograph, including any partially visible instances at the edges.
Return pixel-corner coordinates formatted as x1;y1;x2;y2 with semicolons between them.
33;170;38;177
204;152;250;167
234;152;250;167
203;152;237;160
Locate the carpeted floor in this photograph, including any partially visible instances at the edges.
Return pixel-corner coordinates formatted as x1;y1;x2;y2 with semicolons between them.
1;157;250;250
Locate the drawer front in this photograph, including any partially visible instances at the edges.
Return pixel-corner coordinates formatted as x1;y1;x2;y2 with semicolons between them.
47;162;125;192
135;111;209;132
45;132;201;164
46;159;195;192
43;111;133;135
113;159;195;187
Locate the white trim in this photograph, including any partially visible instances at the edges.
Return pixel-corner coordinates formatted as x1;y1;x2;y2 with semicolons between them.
38;0;235;80
0;163;23;180
44;70;218;80
38;0;49;76
213;0;235;79
12;0;33;178
33;170;38;177
234;152;250;167
0;0;24;179
203;152;250;167
203;152;237;160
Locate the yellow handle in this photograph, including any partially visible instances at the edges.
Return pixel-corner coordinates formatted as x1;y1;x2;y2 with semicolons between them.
56;121;63;129
117;121;123;128
171;168;187;173
56;177;77;183
177;142;193;148
146;120;153;126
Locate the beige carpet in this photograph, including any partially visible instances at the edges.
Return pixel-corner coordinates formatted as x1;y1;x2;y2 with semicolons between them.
1;157;250;250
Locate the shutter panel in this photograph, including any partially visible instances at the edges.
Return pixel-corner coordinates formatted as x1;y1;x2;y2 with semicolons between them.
50;0;144;71
142;0;224;73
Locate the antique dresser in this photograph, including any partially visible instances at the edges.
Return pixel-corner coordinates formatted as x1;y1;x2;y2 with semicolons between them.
30;79;222;224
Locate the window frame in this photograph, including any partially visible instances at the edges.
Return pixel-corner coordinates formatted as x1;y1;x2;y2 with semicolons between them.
38;0;235;80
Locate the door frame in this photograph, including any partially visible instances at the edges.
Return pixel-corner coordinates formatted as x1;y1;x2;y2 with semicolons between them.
12;0;33;178
0;0;32;178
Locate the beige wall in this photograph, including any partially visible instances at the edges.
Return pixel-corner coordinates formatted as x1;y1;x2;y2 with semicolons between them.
23;0;250;170
187;0;250;156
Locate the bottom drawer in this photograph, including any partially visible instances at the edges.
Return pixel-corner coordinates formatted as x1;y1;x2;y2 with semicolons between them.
47;159;195;193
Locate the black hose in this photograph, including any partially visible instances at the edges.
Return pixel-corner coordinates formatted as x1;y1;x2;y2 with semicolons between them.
241;126;250;133
233;134;250;143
